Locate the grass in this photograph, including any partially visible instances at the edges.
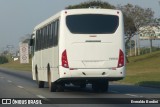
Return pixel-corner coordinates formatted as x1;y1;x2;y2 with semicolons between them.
0;59;31;71
120;51;160;87
0;51;160;87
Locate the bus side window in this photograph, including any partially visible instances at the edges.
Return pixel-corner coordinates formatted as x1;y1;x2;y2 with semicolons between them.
36;30;40;51
35;31;38;51
45;26;48;49
48;24;51;47
42;28;45;49
51;22;55;47
49;23;53;47
39;29;42;50
54;20;59;46
31;38;35;56
43;27;47;49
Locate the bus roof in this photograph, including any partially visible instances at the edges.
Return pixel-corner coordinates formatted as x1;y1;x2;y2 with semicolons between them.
33;8;122;31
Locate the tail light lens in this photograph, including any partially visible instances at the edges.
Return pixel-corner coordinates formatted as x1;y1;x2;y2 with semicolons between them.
117;49;125;68
62;50;69;68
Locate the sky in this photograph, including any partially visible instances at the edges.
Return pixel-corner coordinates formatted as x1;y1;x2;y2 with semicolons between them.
0;0;160;53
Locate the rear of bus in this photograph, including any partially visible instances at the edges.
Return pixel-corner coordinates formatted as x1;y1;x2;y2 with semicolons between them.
59;9;125;89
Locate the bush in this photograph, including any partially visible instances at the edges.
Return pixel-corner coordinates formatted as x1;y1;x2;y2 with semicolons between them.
0;56;9;64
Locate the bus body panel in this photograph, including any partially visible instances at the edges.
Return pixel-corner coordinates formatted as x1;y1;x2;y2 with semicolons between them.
66;34;122;69
32;9;125;84
59;66;125;79
58;9;125;80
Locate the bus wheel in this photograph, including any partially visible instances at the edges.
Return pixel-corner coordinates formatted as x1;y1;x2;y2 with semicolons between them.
92;80;109;92
35;71;44;88
47;67;64;92
80;83;86;88
56;84;64;92
48;71;55;92
100;81;109;92
48;70;59;92
49;82;64;92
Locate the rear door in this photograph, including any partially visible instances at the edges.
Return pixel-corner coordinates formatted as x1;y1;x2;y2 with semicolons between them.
65;14;121;69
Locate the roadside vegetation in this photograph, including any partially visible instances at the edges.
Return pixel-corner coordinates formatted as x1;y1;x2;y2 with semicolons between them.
0;58;31;71
120;50;160;87
0;56;9;64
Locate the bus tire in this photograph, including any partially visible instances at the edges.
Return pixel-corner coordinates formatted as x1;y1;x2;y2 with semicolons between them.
47;67;59;92
80;83;86;88
92;83;99;92
56;84;64;92
50;82;57;92
48;69;54;92
49;82;64;92
100;81;109;92
35;71;44;88
92;80;109;92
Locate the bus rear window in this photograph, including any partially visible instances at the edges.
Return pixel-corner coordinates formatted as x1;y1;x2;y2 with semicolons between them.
66;14;119;34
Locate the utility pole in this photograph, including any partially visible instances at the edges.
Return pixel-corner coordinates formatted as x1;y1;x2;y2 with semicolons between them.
130;40;132;56
138;33;141;55
134;36;137;56
150;38;152;53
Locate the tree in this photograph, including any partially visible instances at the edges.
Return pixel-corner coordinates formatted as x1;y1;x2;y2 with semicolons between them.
66;0;115;9
118;4;154;32
0;56;9;64
123;13;136;52
117;4;154;55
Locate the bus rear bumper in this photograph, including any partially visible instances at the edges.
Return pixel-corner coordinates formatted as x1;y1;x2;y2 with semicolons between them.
59;66;125;81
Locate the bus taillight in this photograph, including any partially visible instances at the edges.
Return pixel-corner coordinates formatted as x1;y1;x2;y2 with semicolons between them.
117;49;124;68
62;50;69;68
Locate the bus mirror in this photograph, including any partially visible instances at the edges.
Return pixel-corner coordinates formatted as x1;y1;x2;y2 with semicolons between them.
29;39;34;46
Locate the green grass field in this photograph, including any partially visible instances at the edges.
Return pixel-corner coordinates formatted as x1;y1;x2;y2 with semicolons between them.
120;51;160;87
0;51;160;87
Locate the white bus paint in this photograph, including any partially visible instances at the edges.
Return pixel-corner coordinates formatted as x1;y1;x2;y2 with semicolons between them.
30;9;126;92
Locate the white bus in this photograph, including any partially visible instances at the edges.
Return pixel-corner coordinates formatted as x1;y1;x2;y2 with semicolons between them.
30;9;125;92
